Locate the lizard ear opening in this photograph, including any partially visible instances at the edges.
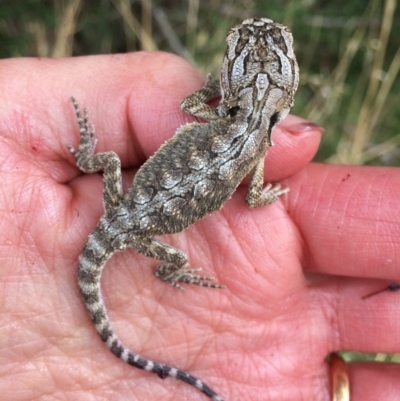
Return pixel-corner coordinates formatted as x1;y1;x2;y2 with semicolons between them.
266;112;280;146
228;106;240;117
270;112;279;127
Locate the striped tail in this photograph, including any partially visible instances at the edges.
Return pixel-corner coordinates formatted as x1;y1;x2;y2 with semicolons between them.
77;229;224;401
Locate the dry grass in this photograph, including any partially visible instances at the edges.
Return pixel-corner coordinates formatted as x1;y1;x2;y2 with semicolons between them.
335;0;399;164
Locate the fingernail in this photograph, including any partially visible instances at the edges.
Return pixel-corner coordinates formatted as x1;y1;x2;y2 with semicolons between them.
286;121;325;136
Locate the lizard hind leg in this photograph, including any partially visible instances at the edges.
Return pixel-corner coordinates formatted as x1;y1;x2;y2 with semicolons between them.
180;74;221;121
130;237;226;289
155;264;226;290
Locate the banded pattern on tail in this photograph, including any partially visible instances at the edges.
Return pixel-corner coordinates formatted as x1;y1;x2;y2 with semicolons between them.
77;227;223;401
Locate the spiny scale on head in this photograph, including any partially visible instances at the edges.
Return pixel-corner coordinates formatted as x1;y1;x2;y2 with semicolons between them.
70;17;298;401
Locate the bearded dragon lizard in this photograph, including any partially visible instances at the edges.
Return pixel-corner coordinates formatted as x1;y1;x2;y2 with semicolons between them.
69;17;299;401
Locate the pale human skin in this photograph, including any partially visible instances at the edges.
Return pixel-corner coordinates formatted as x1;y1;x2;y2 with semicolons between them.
0;53;399;401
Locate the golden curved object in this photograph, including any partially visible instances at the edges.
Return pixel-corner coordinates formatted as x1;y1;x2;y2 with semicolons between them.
330;353;350;401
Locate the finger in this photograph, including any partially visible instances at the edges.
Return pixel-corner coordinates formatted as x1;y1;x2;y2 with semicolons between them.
0;53;193;178
0;54;322;185
264;117;324;182
309;276;400;355
349;362;400;401
288;163;400;280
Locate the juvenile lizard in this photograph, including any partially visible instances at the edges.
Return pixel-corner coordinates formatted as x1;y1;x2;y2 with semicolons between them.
69;18;299;401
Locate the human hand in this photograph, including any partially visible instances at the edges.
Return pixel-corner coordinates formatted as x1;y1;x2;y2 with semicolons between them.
0;53;398;401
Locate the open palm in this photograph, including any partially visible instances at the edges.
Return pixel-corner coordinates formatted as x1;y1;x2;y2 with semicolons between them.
1;53;399;401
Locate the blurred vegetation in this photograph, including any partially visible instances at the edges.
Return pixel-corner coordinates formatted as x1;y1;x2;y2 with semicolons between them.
1;0;400;363
1;0;400;165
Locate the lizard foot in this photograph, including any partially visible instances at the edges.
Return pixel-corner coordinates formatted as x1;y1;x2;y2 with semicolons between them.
155;264;226;290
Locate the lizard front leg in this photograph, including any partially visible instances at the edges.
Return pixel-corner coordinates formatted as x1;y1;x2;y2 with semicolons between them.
68;97;123;213
129;237;225;290
180;74;221;121
245;158;289;208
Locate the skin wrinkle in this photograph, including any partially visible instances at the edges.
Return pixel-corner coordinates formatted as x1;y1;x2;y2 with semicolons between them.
204;213;232;278
311;280;343;352
126;89;146;169
237;212;299;304
16;181;62;264
291;168;337;274
246;219;283;283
